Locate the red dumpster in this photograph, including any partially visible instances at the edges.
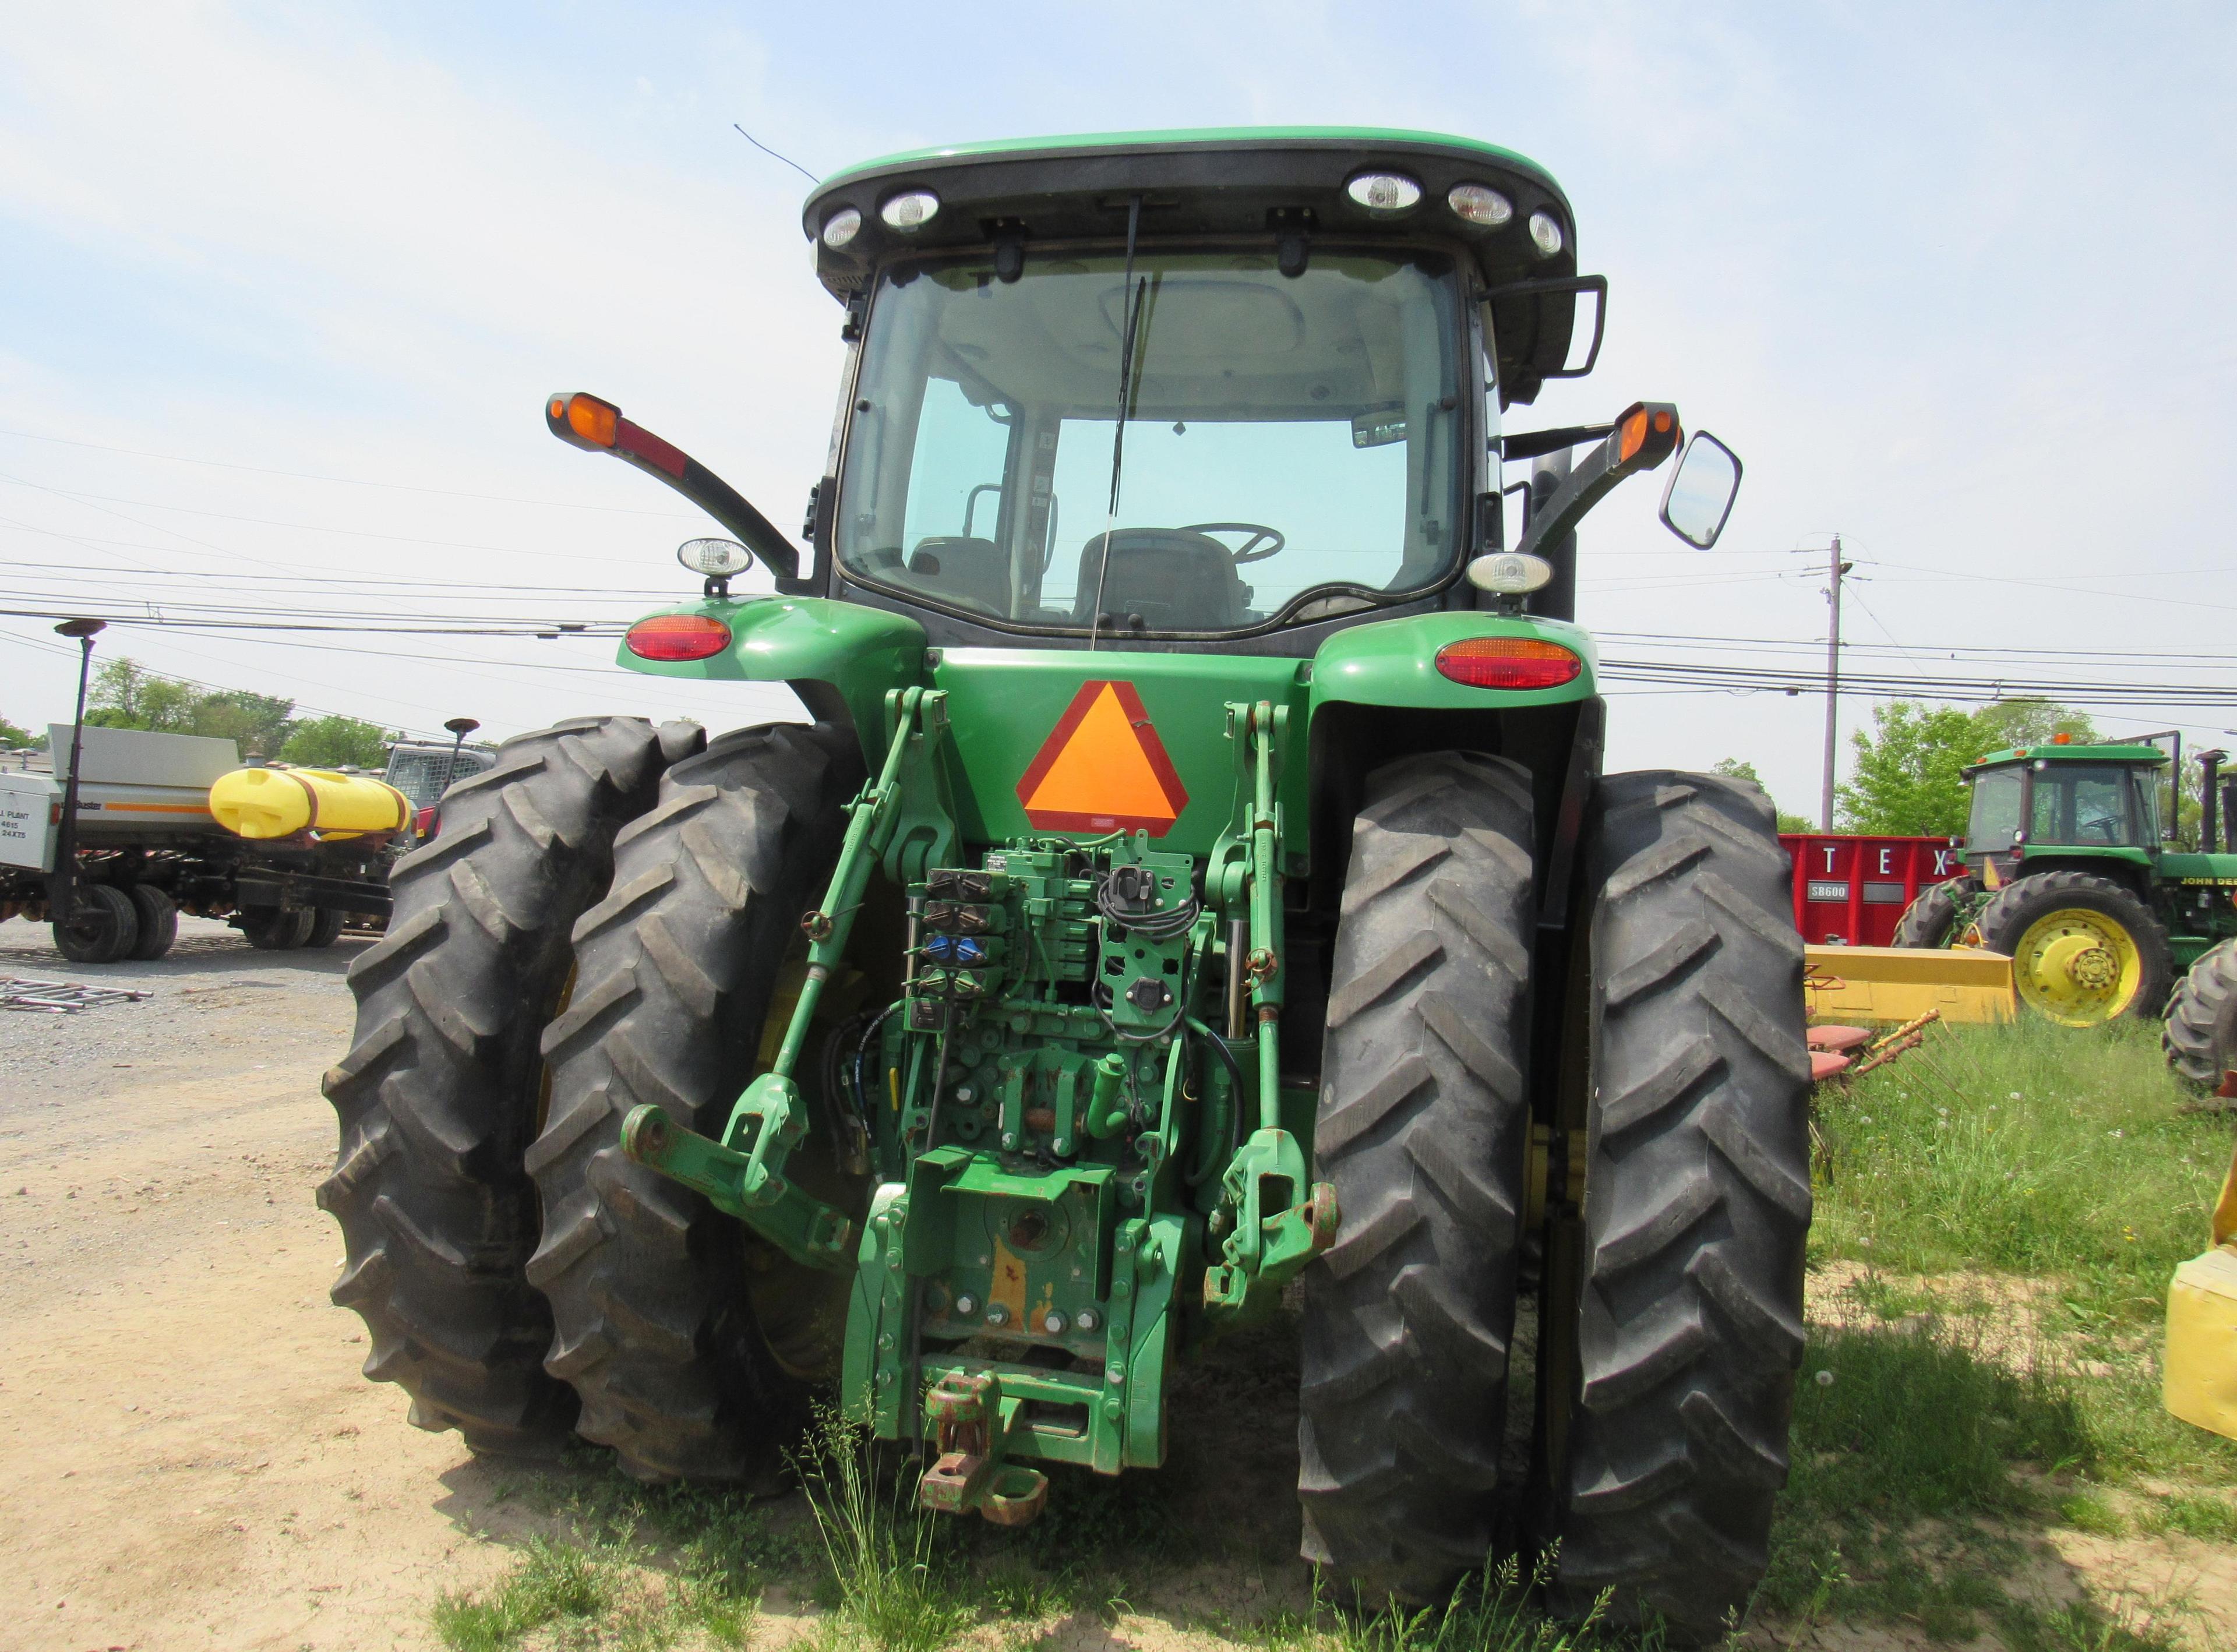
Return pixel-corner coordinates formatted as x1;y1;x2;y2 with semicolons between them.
1778;834;1967;945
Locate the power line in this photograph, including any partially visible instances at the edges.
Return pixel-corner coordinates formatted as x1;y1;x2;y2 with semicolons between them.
0;426;693;516
0;626;452;740
0;481;700;564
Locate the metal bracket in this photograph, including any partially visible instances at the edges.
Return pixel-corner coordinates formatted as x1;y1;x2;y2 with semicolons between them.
623;688;957;1272
1202;1125;1337;1321
917;1370;1047;1524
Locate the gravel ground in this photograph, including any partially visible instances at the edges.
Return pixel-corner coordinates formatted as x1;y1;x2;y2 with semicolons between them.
0;915;364;1122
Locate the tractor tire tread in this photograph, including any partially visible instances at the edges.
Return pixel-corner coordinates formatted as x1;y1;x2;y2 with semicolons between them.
2165;937;2237;1091
318;715;666;1456
1892;878;1971;949
1299;750;1534;1602
526;720;865;1488
1555;769;1809;1636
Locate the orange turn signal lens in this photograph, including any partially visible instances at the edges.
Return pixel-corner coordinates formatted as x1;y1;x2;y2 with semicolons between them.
1434;636;1582;690
1617;407;1650;464
559;391;619;449
625;613;732;662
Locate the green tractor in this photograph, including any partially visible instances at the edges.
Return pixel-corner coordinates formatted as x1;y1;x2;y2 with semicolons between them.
1892;738;2237;1033
320;128;1810;1633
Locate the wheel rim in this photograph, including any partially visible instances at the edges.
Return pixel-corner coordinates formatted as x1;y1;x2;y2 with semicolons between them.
2012;906;2141;1025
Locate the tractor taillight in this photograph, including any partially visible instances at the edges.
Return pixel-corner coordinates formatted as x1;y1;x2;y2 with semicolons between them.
1434;637;1582;690
626;614;732;662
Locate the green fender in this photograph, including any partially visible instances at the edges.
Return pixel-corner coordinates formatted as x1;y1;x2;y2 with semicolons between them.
1307;610;1598;712
616;595;927;760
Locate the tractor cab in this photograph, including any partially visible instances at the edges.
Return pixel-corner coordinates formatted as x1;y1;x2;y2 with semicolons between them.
1961;740;2169;877
330;128;1808;1640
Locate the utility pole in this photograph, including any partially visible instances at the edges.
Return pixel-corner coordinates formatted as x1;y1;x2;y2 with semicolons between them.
48;616;107;933
1822;535;1845;831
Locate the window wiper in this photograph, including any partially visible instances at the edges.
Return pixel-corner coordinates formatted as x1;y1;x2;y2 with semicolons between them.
1087;196;1149;651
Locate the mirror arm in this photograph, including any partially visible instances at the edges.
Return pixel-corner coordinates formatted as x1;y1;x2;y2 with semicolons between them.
1511;401;1680;564
613;429;802;584
547;394;802;583
1501;422;1613;462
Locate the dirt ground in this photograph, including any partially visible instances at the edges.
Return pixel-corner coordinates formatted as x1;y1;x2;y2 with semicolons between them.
1;914;2229;1651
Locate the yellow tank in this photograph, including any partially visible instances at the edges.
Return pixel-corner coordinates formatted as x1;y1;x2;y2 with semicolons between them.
2165;1143;2237;1441
208;767;410;841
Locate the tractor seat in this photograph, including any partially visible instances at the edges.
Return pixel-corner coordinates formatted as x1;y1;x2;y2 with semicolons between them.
908;537;1010;614
1072;529;1245;633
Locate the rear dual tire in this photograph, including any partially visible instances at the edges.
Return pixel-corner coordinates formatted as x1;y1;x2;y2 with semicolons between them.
319;714;863;1477
1548;770;1812;1636
2165;938;2237;1092
527;721;866;1487
53;884;139;965
1300;761;1810;1639
319;716;675;1455
1299;752;1535;1600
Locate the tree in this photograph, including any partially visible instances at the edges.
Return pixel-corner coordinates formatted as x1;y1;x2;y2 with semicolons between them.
86;658;199;732
82;656;297;756
1836;698;2101;835
0;714;32;749
281;715;391;769
1971;700;2098;751
1712;757;1814;834
1836;703;1982;835
189;689;297;757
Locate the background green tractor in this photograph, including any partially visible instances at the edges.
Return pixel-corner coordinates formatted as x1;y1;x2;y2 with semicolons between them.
321;128;1811;1635
1892;739;2237;1030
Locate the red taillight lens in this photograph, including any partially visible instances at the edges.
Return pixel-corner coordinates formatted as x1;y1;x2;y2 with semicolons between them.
626;613;732;662
1434;636;1582;690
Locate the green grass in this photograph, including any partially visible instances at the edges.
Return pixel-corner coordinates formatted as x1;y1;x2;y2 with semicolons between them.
795;1411;976;1652
1261;1555;1674;1652
429;1530;756;1651
1760;1016;2237;1647
1811;1015;2234;1323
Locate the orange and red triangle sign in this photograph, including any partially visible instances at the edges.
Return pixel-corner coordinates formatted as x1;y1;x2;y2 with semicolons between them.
1016;680;1190;836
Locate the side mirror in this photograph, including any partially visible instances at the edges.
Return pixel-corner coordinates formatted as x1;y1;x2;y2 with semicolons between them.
1659;432;1742;549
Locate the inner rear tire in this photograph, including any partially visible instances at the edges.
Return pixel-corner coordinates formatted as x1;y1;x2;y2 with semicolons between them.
317;716;673;1455
1297;751;1534;1601
303;906;347;949
126;885;179;961
1891;878;1969;949
1550;769;1811;1636
54;884;139;965
527;721;867;1488
2165;939;2237;1093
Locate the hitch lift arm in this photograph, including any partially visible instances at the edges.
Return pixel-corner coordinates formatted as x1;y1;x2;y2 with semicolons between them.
621;687;956;1270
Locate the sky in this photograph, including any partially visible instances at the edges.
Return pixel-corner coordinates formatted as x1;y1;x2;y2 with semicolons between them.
3;2;2235;822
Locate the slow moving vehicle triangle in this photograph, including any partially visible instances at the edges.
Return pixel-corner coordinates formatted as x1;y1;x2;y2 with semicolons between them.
1017;680;1189;835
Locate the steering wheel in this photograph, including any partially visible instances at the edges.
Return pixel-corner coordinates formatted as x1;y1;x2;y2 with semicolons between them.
1182;521;1286;564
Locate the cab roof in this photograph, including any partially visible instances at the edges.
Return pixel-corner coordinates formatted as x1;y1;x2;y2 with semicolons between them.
800;126;1585;404
1967;742;2170;771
